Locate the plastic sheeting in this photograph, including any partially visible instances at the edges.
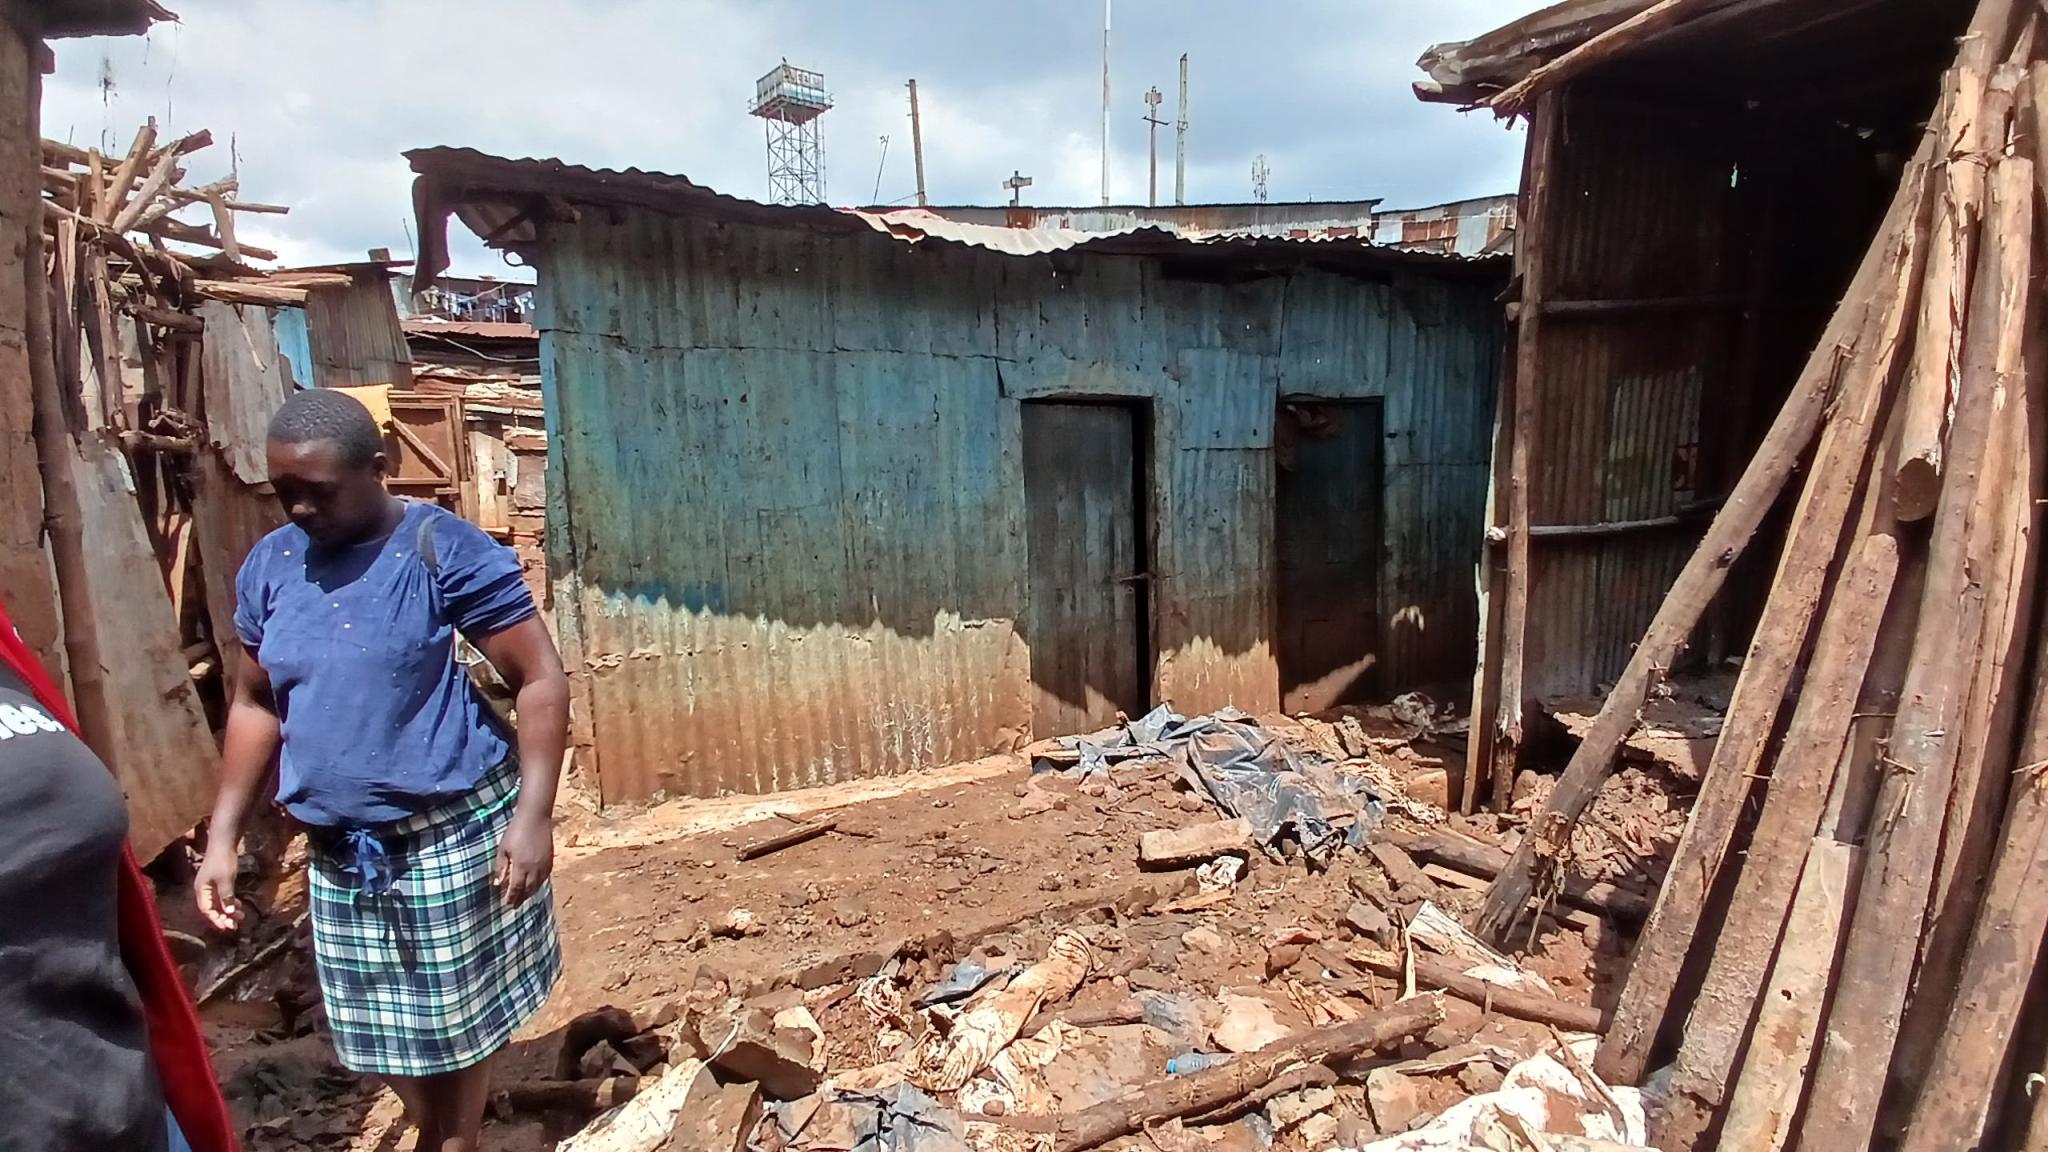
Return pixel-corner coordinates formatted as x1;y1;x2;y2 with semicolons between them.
1039;706;1384;866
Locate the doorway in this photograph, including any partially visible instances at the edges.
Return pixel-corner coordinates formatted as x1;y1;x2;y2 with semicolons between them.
1021;401;1151;737
1276;399;1384;713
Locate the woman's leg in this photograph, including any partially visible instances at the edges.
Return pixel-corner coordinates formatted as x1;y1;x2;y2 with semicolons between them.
384;1075;437;1144
417;1058;495;1152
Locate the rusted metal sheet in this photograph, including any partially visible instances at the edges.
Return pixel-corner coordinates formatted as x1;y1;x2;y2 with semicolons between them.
197;300;291;484
862;201;1383;245
1516;93;1741;700
532;205;1502;802
1374;195;1519;258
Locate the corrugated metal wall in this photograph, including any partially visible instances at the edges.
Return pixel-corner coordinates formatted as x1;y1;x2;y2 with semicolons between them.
1521;93;1743;701
536;210;1501;802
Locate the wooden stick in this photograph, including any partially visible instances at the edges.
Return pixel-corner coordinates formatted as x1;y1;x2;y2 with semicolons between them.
196;911;309;1005
1387;828;1649;920
1799;64;2033;1152
98;118;157;226
1714;839;1864;1152
124;303;203;333
107;147;181;235
206;192;240;262
1050;995;1443;1152
1345;948;1604;1034
735;816;836;861
1894;0;2022;520
1476;118;1938;956
1485;0;1721;116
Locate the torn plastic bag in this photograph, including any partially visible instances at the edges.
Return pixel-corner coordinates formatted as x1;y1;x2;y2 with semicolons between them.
912;962;1015;1009
841;1082;972;1152
1172;715;1384;866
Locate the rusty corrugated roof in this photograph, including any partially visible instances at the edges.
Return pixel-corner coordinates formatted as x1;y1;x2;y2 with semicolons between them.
404;147;1505;283
401;318;537;341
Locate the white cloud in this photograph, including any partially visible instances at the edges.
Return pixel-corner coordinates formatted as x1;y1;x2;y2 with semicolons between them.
43;1;1536;276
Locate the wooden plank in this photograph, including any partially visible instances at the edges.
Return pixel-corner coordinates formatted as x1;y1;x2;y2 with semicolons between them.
66;436;219;859
1489;124;1936;970
98;118;156;226
1715;839;1863;1152
1476;89;1560;814
1798;66;2031;1152
106;147;179;234
1667;534;1901;1114
390;417;454;480
192;280;307;307
206;191;239;262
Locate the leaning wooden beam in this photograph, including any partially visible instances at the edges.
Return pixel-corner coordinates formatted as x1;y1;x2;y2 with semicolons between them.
1715;839;1864;1152
1601;160;1933;1088
1050;995;1444;1152
1798;70;2033;1152
1476;118;1936;957
1485;0;1722;116
1894;0;2022;521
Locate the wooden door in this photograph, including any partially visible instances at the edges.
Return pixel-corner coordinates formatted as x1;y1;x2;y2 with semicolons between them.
385;394;469;514
1276;400;1384;712
1023;402;1147;737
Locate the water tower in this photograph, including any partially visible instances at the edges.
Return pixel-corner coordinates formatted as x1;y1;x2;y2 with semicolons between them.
750;62;832;205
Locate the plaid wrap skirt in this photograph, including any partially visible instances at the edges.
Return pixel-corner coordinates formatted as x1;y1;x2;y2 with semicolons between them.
307;759;561;1076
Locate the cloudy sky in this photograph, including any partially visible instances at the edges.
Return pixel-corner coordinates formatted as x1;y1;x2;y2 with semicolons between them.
42;1;1534;277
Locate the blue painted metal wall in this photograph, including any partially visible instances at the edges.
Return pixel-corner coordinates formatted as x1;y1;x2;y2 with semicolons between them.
534;209;1501;802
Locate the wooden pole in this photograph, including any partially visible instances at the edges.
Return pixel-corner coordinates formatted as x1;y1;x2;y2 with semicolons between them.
1387;827;1650;920
22;78;116;763
1477;120;1936;955
1798;63;2031;1152
1344;948;1605;1033
1470;88;1559;815
1893;0;2021;521
907;79;927;208
1051;995;1443;1152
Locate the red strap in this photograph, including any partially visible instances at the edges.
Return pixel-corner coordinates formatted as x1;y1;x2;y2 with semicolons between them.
0;601;238;1152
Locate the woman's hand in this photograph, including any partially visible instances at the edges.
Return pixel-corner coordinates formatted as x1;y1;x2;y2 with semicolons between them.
194;846;246;933
494;810;553;907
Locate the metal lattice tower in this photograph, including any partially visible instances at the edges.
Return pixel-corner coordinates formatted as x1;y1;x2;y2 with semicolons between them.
750;62;832;205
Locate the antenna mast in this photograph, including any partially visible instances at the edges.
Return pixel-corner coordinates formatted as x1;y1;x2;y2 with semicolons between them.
1100;0;1111;206
1175;54;1188;206
1143;86;1165;208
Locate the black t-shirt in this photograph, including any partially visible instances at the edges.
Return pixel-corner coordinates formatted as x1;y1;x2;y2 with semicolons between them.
0;665;166;1152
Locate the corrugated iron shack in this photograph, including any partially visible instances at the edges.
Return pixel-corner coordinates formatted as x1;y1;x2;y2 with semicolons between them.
410;149;1507;804
1416;0;1971;801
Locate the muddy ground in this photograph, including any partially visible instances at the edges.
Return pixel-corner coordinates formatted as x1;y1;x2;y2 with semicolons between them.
176;707;1694;1152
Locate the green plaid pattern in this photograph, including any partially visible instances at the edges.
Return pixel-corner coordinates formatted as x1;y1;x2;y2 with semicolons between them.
307;759;561;1076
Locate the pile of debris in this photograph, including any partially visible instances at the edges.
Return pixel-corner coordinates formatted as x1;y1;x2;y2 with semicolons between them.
1467;1;2048;1147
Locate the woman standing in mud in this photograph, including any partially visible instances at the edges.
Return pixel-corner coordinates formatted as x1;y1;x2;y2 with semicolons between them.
196;388;571;1152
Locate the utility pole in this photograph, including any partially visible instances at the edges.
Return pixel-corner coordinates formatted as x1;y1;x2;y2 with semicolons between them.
1175;54;1188;206
1143;86;1165;208
1005;170;1034;207
1100;0;1111;206
907;79;928;207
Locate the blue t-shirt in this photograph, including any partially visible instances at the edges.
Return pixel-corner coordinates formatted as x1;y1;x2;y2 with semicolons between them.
234;502;537;827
